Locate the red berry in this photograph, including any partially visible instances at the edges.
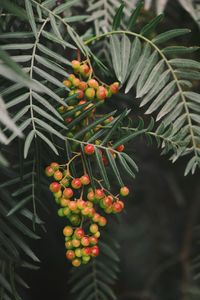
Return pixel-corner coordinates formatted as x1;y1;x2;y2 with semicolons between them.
79;64;90;77
63;226;73;237
96;86;107;100
78;81;88;91
78;100;86;105
81;236;90;247
71;60;80;70
45;166;54;177
103;196;113;207
91;245;99;257
116;144;125;152
85;87;95;100
63;188;73;198
65;117;73;124
53;170;63;181
50;162;59;171
95;189;105;200
75;89;84;99
49;182;61;193
80;174;90;185
75;228;85;239
112;201;123;213
82;247;91;256
84;144;95;155
110;82;119;94
71;178;82;189
66;250;75;260
88;79;99;89
89;236;98;245
102;156;109;166
87;191;95;201
120;186;129;196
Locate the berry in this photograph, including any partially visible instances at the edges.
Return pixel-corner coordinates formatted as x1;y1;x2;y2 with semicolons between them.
68;201;78;211
92;213;100;223
54;190;62;199
88;207;95;218
75;228;85;239
65;240;73;250
49;182;61;193
72;239;81;248
60;198;70;207
87;191;95;202
96;86;107;100
50;162;59;171
66;250;75;260
98;216;107;227
69;214;81;226
68;74;76;82
103;196;113;207
63;80;72;88
116;144;125;152
72;258;81;267
75;248;82;258
95;189;105;200
79;81;88;90
89;224;99;234
120;186;129;196
79;64;90;77
60;178;69;187
58;208;64;217
63;207;71;216
82;247;91;256
81;236;90;247
63;226;73;237
80;174;90;185
84;144;95;155
77;199;86;210
71;178;82;189
91;245;99;257
88;79;99;89
94;231;100;238
110;82;119;94
81;207;90;216
102;156;109;166
74;89;84;99
71;60;80;70
53;170;63;181
72;77;81;87
82;255;91;264
45;166;54;177
89;236;98;245
85;87;95;100
63;188;73;198
112;201;123;213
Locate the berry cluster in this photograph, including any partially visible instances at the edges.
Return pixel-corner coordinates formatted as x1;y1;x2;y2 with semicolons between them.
45;161;129;266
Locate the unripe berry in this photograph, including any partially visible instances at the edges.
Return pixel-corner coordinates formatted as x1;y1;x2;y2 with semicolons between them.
66;250;75;260
98;216;107;227
91;245;99;257
58;208;64;217
63;207;71;216
116;144;125;152
81;236;90;247
96;86;107;100
82;255;91;264
72;258;81;267
95;189;105;200
72;239;81;248
49;182;61;193
77;199;86;210
63;79;72;88
80;174;90;185
87;191;95;202
75;228;85;239
68;74;76;82
69;214;81;226
45;166;54;177
120;186;129;196
72;77;80;87
53;170;63;181
60;198;70;207
92;213;100;223
75;248;82;258
94;231;100;238
88;207;95;218
63;226;73;237
74;89;84;99
71;178;82;189
60;178;69;187
53;190;62;199
89;236;98;245
85;87;95;100
104;206;113;214
79;64;90;77
84;144;95;155
65;240;73;250
88;79;99;89
57;105;65;114
89;224;99;234
78;81;88;91
71;60;80;70
63;188;73;198
50;162;59;171
110;82;119;94
104;116;114;125
81;207;90;216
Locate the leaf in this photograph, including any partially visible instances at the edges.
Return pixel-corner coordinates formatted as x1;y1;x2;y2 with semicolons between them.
110;35;121;82
42;30;76;50
121;34;131;83
156;92;180;121
5;92;29;109
36;131;58;155
162;46;199;55
33;66;63;87
112;2;125;30
32;105;66;129
140;14;164;37
0;0;27;20
118;153;135;179
106;149;123;186
49;14;63;42
184;156;197;176
35;55;69;77
37;43;71;66
94;147;110;189
34;118;65;140
24;130;35;158
169;58;200;70
152;28;191;44
121;152;138;172
25;0;37;38
127;1;144;31
53;0;79;14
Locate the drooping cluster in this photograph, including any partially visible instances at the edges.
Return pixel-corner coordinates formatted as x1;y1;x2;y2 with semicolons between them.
45;161;129;266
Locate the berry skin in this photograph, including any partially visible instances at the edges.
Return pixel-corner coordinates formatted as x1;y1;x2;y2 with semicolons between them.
95;189;105;200
79;64;90;77
63;80;72;88
60;178;69;187
103;196;113;207
88;208;95;218
85;87;95;100
53;170;63;181
102;156;109;166
116;144;125;152
81;207;90;216
69;214;81;226
45;166;54;177
65;240;73;250
91;245;99;257
89;236;98;245
92;213;100;223
80;174;90;185
94;231;100;238
82;255;91;264
78;81;88;91
112;201;123;213
63;207;71;216
77;199;86;210
87;191;95;202
81;236;90;247
68;74;76;82
68;201;78;211
82;247;91;256
84;144;95;155
66;250;75;260
110;82;119;94
74;89;84;99
72;239;81;248
120;186;129;196
58;208;64;217
71;60;80;70
89;224;99;234
63;188;73;198
71;178;82;189
49;182;61;193
75;248;82;258
50;162;59;171
60;198;70;207
63;226;73;237
98;216;107;227
88;79;99;89
72;258;81;267
96;86;107;100
54;190;62;199
75;228;85;239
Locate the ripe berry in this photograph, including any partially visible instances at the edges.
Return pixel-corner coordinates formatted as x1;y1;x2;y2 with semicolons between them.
87;191;95;202
45;166;54;177
95;189;105;200
89;224;99;234
102;156;109;166
116;144;125;152
81;236;90;247
65;240;73;250
80;174;90;185
75;228;85;239
79;64;90;77
112;201;124;213
82;247;91;256
49;182;61;193
88;79;99;89
96;86;107;100
81;207;90;216
72;239;81;248
50;162;59;171
63;79;72;88
77;199;86;210
60;198;69;207
84;144;95;155
72;78;81;87
98;216;107;227
71;60;80;70
92;213;100;223
72;258;81;267
120;186;129;196
71;178;82;189
63;226;73;237
88;207;95;218
68;201;78;211
91;245;99;257
103;196;113;207
53;170;63;181
63;188;73;198
110;82;119;94
85;87;95;100
66;250;75;260
78;81;88;90
89;236;98;245
74;89;84;99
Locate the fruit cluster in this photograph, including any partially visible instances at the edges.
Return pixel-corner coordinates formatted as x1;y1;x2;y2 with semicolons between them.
45;161;129;266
